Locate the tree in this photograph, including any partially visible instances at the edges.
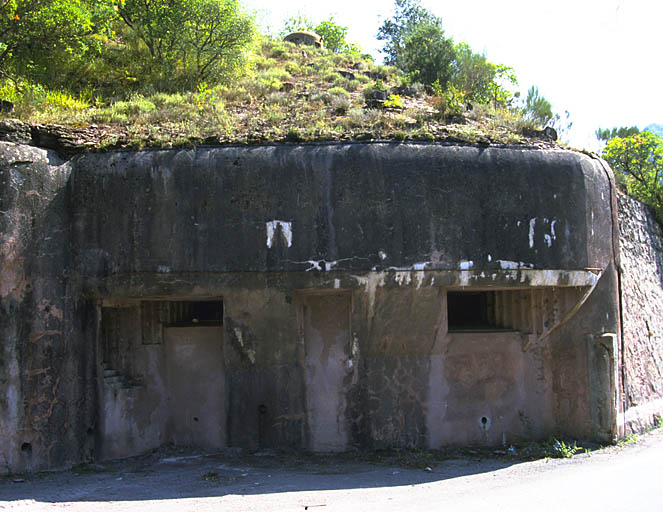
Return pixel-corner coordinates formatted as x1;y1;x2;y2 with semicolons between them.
377;0;517;98
377;0;435;67
314;18;353;53
603;131;663;223
451;43;517;106
0;0;113;84
521;86;572;137
522;86;554;126
280;12;313;35
595;126;640;142
399;20;455;86
117;0;254;90
377;0;456;87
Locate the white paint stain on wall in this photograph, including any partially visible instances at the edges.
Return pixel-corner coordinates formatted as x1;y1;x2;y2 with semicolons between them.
459;271;472;286
305;260;338;272
459;260;474;270
497;260;534;270
394;272;412;286
266;220;293;248
386;262;431;271
352;272;386;317
233;327;255;364
529;218;536;248
530;217;558;249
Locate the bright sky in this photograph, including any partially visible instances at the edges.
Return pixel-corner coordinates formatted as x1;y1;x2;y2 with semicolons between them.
242;0;662;151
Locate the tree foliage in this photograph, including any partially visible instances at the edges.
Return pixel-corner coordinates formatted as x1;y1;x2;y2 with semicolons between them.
603;131;663;223
377;0;517;106
117;0;254;90
377;0;456;87
280;12;313;35
0;0;255;93
0;0;113;84
595;126;640;142
451;42;517;105
522;86;554;126
520;85;572;135
377;0;435;67
399;19;455;86
315;18;354;53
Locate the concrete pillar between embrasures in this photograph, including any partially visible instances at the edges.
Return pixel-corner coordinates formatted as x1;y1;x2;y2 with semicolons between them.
587;332;619;442
302;294;352;451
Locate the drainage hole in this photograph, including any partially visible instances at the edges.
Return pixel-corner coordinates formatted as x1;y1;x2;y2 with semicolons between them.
21;442;31;452
481;417;488;425
193;417;199;422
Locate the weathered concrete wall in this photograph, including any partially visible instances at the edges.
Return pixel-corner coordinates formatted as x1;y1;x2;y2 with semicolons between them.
0;143;96;473
301;293;351;451
0;142;625;473
69;144;614;276
165;327;225;449
98;303;168;460
618;193;663;432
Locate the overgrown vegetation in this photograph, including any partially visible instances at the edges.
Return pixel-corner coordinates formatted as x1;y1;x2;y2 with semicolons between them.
0;0;254;96
376;0;565;130
599;127;663;224
0;0;569;150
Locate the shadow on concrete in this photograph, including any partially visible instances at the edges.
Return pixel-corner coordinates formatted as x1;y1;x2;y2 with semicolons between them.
0;448;524;503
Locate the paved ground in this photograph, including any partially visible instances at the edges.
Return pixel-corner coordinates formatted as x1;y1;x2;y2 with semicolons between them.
1;429;662;511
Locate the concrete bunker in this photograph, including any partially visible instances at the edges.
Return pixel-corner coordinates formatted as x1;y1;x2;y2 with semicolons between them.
283;31;323;48
3;141;649;474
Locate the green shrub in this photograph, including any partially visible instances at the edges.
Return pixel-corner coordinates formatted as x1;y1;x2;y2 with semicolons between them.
384;94;404;109
335;78;360;92
551;439;581;458
252;55;277;71
265;92;290;105
327;87;350;98
323;71;343;83
258;69;292;83
284;62;302;75
330;96;351;114
432;81;465;119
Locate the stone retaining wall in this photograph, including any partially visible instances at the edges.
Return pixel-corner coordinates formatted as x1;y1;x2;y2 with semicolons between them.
618;193;663;432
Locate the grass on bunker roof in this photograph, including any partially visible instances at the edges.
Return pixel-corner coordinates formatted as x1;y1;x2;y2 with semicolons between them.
1;38;559;152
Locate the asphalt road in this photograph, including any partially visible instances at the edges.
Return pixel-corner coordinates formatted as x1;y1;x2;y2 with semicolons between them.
2;429;662;511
